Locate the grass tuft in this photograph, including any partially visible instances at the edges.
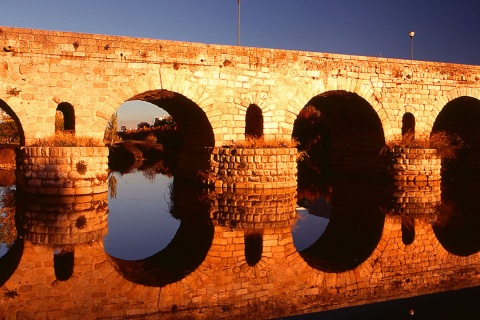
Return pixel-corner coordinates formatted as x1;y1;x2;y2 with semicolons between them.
382;131;465;160
229;137;298;148
31;132;103;147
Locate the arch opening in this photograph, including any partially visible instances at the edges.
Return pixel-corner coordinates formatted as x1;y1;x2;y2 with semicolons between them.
109;90;215;179
0;99;25;146
244;231;263;266
245;104;263;139
402;112;415;139
293;90;386;185
54;248;74;281
432;96;480;175
56;102;75;133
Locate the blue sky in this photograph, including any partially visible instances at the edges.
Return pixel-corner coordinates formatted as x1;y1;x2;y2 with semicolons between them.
3;0;480;127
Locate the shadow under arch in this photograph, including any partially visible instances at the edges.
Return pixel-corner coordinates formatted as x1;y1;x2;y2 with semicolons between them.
433;176;480;256
432;96;480;176
299;179;387;273
0;239;24;287
293;90;387;183
107;178;214;287
0;99;25;146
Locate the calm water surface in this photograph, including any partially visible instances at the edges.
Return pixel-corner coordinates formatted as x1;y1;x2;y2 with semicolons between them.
2;168;480;319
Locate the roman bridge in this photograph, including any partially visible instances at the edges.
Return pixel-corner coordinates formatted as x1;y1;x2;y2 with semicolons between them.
2;26;480;193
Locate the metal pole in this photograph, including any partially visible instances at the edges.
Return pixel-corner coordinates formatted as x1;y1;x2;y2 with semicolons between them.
409;31;415;60
237;0;241;46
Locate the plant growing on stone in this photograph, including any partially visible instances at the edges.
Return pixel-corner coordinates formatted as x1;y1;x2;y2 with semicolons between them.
381;131;465;161
5;87;20;97
32;132;103;147
229;136;298;148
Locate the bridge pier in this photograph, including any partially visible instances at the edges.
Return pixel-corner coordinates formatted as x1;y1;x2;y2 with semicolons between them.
389;147;441;182
16;147;109;195
209;146;298;190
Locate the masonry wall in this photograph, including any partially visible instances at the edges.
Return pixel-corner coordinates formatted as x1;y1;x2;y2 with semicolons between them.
1;27;480;147
210;147;298;189
16;146;109;195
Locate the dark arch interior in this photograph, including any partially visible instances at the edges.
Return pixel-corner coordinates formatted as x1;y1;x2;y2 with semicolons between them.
245;104;263;138
0;239;24;287
293;90;386;182
402;112;415;138
245;231;263;266
432;96;480;174
56;102;75;133
433;176;480;256
299;179;386;272
0;99;25;145
54;249;74;281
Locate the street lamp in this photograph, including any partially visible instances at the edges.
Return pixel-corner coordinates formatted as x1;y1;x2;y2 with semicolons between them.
237;0;241;46
409;31;415;60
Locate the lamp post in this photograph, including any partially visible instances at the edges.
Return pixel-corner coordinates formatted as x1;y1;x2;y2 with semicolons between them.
237;0;241;46
409;31;415;60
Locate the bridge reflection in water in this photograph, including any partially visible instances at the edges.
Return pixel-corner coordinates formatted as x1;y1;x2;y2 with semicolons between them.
2;173;480;319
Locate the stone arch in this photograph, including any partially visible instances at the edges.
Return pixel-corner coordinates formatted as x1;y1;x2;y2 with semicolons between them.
0;99;26;145
293;90;387;179
56;102;75;133
285;78;391;142
103;78;221;145
127;89;214;148
432;93;480;174
48;91;111;141
245;104;264;138
234;91;270;139
402;112;416;138
428;87;480;135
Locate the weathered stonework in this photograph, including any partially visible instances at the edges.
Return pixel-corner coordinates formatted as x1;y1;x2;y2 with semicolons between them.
390;147;441;182
16;192;108;245
16;146;109;195
211;187;298;229
210;147;298;189
1;27;480;147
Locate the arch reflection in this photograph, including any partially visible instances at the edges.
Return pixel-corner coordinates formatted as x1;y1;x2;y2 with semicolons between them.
434;177;480;256
107;180;214;287
298;179;387;272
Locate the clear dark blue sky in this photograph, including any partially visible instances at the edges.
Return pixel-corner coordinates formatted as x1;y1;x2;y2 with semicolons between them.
3;0;480;64
3;0;480;126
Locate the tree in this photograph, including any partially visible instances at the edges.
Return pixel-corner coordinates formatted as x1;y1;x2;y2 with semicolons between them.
104;112;121;145
0;110;19;144
137;122;151;130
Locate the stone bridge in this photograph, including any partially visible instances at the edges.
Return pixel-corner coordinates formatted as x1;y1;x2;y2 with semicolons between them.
1;26;480;147
2;27;480;191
